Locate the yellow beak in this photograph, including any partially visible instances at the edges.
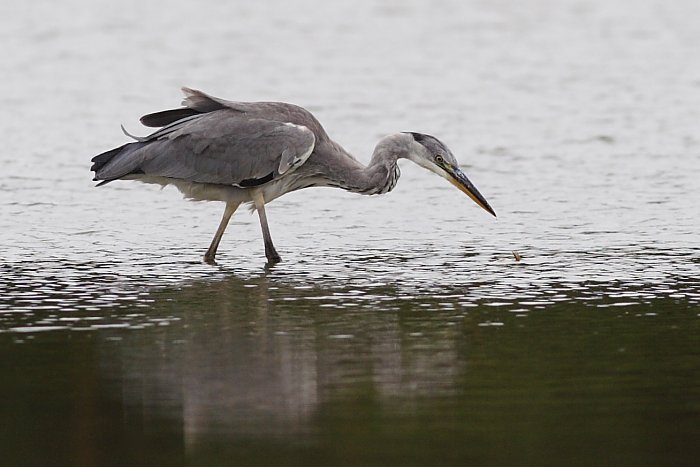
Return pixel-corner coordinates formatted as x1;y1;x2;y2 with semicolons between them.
446;166;496;217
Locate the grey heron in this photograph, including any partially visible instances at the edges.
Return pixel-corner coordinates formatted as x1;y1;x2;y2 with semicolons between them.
91;88;496;264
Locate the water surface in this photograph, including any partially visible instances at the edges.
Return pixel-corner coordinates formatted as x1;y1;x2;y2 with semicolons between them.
1;0;699;465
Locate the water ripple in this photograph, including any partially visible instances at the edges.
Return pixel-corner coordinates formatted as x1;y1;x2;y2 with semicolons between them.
1;242;698;334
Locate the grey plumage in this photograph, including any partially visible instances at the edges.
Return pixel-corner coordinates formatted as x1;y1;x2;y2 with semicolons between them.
91;88;495;264
97;113;315;187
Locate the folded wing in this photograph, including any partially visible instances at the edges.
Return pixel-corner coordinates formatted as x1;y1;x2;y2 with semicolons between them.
92;111;316;187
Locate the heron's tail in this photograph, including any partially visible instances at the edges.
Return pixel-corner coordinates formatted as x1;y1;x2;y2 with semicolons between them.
90;142;146;186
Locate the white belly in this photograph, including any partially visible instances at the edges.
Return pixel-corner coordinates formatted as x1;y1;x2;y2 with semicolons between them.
131;175;297;206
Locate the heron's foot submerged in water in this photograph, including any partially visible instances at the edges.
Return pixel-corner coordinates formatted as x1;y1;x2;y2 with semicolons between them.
265;247;282;264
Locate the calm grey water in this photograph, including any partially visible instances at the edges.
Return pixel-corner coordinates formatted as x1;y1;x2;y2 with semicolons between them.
1;0;700;465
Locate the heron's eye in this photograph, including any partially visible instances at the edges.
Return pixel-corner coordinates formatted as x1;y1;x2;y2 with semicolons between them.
435;155;444;164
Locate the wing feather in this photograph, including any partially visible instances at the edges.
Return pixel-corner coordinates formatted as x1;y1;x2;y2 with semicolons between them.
98;112;316;186
139;108;203;127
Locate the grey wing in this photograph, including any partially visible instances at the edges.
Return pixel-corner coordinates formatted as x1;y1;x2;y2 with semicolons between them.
140;87;331;143
181;87;235;112
139;88;231;127
97;112;316;186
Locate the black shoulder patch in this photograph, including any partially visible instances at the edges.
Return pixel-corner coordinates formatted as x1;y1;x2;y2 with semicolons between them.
238;172;275;187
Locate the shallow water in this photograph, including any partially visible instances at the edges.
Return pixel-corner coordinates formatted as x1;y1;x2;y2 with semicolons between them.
2;0;700;465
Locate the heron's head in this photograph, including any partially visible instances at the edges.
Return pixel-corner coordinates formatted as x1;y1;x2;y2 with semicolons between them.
401;132;496;217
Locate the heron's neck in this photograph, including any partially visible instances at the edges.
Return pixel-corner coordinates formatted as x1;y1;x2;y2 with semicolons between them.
352;144;401;195
309;135;409;195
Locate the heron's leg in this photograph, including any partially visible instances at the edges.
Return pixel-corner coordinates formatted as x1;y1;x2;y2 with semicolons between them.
204;201;240;264
252;191;281;263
